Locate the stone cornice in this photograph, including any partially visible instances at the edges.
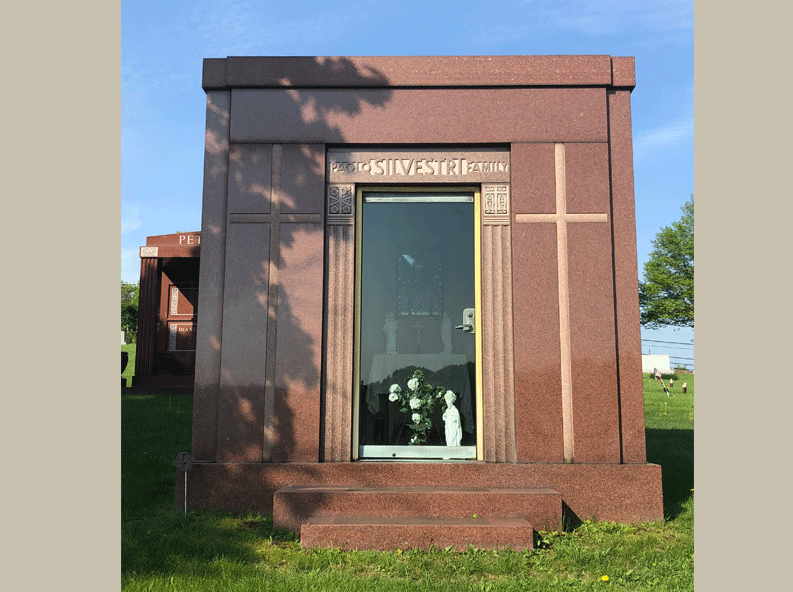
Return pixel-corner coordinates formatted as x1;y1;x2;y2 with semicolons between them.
202;56;634;92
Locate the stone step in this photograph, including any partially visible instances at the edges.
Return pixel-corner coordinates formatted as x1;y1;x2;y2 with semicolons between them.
300;515;535;551
273;486;562;533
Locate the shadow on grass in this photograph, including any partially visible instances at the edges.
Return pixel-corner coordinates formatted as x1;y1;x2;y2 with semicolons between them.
122;395;194;517
645;428;693;521
122;509;295;579
122;394;298;579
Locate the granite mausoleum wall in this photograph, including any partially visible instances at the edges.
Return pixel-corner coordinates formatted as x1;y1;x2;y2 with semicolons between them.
182;56;662;527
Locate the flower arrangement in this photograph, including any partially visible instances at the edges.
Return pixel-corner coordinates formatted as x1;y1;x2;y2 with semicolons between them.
385;369;454;445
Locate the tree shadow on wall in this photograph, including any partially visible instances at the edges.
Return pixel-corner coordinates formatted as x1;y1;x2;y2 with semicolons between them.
193;57;394;521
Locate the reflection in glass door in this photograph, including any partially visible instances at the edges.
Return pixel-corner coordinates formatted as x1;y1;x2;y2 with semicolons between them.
355;189;479;459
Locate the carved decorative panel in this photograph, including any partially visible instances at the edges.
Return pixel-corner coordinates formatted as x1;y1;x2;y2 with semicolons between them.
327;184;355;224
483;184;510;225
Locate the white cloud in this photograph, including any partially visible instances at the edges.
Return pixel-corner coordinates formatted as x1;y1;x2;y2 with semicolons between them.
121;58;147;123
633;113;694;162
479;1;693;44
121;248;140;282
187;1;374;57
546;1;693;37
122;206;142;235
121;57;193;127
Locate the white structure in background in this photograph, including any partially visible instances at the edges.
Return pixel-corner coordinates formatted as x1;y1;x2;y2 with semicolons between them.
641;354;672;374
121;330;126;345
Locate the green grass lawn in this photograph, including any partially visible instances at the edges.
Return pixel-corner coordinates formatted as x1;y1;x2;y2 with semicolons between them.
643;372;694;431
643;372;694;522
122;343;136;386
121;376;694;591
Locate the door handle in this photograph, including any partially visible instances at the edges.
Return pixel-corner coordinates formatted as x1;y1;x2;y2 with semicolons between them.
455;308;475;334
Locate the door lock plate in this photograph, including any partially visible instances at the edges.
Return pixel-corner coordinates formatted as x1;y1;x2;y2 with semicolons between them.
455;308;475;334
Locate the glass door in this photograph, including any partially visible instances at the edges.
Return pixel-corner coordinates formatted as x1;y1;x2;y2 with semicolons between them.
354;188;480;460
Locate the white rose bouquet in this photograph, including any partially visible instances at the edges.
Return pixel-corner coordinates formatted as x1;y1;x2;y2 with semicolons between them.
388;383;401;402
382;369;449;445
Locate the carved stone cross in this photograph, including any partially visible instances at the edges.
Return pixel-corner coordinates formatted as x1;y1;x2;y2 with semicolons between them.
514;143;608;463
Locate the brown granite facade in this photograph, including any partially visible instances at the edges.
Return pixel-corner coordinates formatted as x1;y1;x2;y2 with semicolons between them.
184;56;662;547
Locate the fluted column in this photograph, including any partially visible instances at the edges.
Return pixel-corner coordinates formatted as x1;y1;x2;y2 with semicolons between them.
134;253;160;378
322;184;355;461
481;184;517;462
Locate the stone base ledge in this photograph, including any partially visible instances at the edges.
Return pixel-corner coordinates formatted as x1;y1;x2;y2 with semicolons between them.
176;461;663;524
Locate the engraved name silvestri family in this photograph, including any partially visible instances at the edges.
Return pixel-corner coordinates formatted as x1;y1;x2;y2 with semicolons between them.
330;157;509;177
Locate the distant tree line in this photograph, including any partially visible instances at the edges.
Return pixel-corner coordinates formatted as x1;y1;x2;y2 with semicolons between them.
122;281;139;342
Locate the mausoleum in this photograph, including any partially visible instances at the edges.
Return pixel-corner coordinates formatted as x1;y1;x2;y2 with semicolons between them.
179;56;663;550
134;232;200;392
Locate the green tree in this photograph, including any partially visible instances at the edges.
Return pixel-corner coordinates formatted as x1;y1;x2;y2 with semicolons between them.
121;281;139;342
639;195;694;328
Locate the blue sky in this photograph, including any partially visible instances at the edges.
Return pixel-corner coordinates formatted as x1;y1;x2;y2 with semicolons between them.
121;0;694;369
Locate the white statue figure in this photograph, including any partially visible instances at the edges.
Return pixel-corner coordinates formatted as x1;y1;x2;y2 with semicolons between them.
383;312;397;353
442;390;462;447
441;313;452;354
